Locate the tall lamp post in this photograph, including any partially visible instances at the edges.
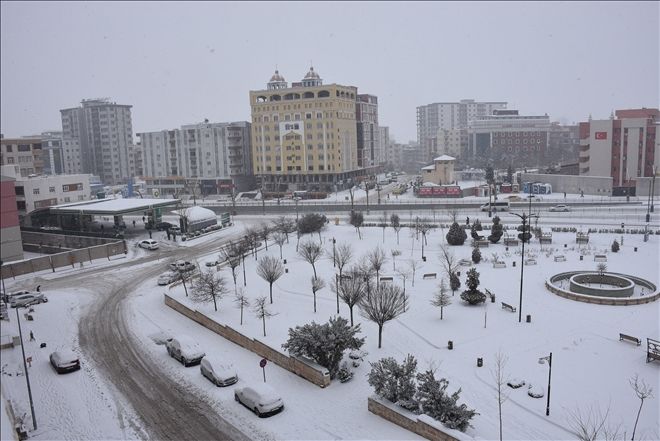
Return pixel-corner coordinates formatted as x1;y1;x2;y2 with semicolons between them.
0;259;6;298
538;352;553;416
510;209;538;323
16;306;37;430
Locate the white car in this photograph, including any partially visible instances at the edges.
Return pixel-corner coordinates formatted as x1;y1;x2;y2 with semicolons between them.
200;356;238;387
549;204;570;212
10;293;48;308
234;383;284;417
138;239;159;250
50;351;81;374
157;272;180;286
165;337;205;367
169;260;195;273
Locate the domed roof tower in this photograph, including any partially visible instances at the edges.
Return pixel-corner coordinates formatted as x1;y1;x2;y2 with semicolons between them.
301;66;323;87
267;69;288;90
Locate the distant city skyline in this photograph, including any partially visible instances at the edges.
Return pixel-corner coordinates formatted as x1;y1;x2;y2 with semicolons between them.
1;1;657;142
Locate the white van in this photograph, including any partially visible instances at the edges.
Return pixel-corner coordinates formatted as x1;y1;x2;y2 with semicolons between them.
480;201;510;212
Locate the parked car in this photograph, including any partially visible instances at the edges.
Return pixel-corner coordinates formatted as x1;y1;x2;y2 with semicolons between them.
10;293;48;308
200;356;238;387
169;226;182;234
234;383;284;417
155;221;176;231
3;290;30;303
50;351;81;374
549;204;570;212
168;260;195;272
205;260;220;267
166;337;205;367
157;271;180;286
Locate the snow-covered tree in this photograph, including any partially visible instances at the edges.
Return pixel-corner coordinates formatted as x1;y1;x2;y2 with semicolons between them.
297;213;326;242
332;269;367;326
367;354;418;412
368;247;387;288
630;374;654;441
256;255;284;304
460;268;486;305
449;271;461;296
390;214;402;244
298;239;324;278
334;243;353;281
221;241;243;290
431;279;452;320
273;216;296;243
272;231;287;259
415;369;477;432
191;270;228;312
472;245;482;264
611;239;620;253
259;222;271;251
379;212;389;243
407;259;419;287
391;249;401;271
491;351;509;441
489;216;504;244
281;316;364;379
360;283;407;348
446;222;467;246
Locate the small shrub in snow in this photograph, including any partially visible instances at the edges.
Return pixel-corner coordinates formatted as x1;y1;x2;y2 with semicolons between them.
611;239;620;252
527;384;544;398
507;378;526;389
471;246;482;264
367;354;418;408
460;268;486;305
338;362;354;383
446;222;467;246
415;369;477;432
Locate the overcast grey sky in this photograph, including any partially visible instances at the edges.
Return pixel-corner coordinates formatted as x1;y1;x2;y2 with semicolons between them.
1;1;658;142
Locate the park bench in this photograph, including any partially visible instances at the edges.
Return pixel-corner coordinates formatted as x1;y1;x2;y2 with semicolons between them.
504;237;519;246
647;338;660;363
459;258;472;266
379;276;393;283
524;258;537;266
619;333;641;346
539;233;552;244
493;261;506;268
422;273;437;280
501;302;516;313
473;239;489;248
594;255;607;262
554;255;566;262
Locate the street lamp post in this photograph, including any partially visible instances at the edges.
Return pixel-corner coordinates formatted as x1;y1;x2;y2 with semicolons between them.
0;259;6;297
16;307;37;430
538;352;553;416
510;210;537;323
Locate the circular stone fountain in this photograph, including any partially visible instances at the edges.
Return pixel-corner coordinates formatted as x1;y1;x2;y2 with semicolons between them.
546;271;659;305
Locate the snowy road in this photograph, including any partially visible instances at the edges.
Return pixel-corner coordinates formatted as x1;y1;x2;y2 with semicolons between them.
39;230;252;440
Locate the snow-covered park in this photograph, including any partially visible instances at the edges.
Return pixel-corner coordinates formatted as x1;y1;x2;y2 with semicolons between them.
1;211;658;440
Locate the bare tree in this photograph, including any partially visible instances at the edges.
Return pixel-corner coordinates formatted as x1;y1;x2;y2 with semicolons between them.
256;255;284;304
407;259;419;287
274;216;296;243
430;279;452;320
221;242;242;290
332;269;366;326
349;211;364;239
630;374;654;441
379;212;389;243
416;217;435;258
448;209;459;224
259;222;271;251
272;231;287;259
311;276;325;313
360;283;407;348
490;351;509;441
334;243;353;281
390;213;402;244
368;247;388;288
597;262;607;277
566;403;620;441
439;245;458;281
253;296;276;337
233;288;250;325
391;249;401;271
298;239;324;278
191;270;228;312
396;267;411;300
244;226;260;259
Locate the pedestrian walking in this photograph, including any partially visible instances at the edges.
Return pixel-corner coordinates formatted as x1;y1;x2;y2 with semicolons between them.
36;285;41;292
132;220;136;228
29;331;35;341
167;230;171;240
466;216;470;225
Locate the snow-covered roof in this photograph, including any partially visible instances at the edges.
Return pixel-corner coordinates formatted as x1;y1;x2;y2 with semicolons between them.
421;165;436;171
433;154;456;161
49;198;180;215
185;206;216;222
421;182;440;187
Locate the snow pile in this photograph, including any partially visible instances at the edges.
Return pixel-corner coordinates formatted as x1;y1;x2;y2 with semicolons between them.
185;206;216;223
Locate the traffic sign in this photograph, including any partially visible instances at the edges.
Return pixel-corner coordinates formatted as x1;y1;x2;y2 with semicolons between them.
259;358;267;368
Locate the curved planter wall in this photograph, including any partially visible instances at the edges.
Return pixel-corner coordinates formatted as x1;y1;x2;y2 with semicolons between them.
546;271;659;306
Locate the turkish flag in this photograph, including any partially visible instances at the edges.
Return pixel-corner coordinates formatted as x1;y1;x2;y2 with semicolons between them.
595;132;607;140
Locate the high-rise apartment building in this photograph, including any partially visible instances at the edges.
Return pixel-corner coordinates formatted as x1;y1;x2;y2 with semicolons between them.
356;94;380;169
137;120;253;192
579;108;658;195
249;67;369;192
60;98;134;185
0;137;44;177
416;99;507;161
468;110;551;168
378;126;390;168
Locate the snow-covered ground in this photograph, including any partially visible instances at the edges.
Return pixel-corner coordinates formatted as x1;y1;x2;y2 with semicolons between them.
1;211;658;440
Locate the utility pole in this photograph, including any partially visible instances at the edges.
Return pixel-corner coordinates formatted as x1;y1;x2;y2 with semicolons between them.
16;307;37;431
510;210;537;323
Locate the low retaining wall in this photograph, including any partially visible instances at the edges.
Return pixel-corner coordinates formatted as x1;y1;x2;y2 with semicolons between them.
367;396;465;441
546;271;659;305
163;294;331;388
1;240;126;279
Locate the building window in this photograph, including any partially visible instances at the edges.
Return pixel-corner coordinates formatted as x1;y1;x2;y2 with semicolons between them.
49;186;55;193
33;188;40;195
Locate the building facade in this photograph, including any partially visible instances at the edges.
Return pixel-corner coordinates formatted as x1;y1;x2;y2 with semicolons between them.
250;67;371;192
356;94;380;168
378;126;390;168
0;175;23;262
417;99;507;161
138;120;253;191
420;155;456;185
60;98;135;185
547;123;580;166
0;137;44;177
468;110;551;168
2;165;92;218
578;108;658;195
